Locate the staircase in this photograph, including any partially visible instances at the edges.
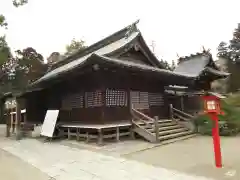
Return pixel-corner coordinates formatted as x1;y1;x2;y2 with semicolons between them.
131;107;196;143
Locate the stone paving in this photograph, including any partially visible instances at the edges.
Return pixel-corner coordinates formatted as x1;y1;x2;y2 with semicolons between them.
0;138;214;180
124;136;240;180
0;148;50;180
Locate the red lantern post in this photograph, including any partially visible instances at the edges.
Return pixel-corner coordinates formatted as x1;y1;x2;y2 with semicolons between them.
202;95;223;168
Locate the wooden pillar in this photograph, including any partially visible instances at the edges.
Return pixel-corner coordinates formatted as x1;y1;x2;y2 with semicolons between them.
15;98;22;140
10;110;14;133
128;89;135;139
169;104;173;120
180;96;184;111
0;100;10;137
6;110;10;137
101;88;106;124
154;116;159;142
127;89;132;115
98;129;103;145
0;100;4;124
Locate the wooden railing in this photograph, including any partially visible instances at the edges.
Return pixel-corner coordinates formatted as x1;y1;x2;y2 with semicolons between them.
169;104;194;121
131;107;159;142
131;108;154;123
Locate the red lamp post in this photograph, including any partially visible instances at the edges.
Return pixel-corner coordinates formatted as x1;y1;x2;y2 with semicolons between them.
202;94;224;168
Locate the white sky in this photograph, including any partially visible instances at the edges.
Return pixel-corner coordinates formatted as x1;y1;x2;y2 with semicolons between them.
0;0;239;62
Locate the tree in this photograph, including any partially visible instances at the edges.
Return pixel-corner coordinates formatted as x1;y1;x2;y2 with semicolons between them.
217;24;240;62
170;60;176;71
15;47;47;88
0;15;8;29
0;0;28;29
217;23;240;92
0;47;47;93
0;36;11;65
65;38;87;56
160;59;172;70
12;0;28;7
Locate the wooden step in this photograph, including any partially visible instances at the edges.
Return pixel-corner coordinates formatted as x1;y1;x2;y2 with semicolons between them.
157;122;178;127
174;114;190;121
158;131;193;141
158;128;189;136
136;119;172;125
142;122;178;129
157;134;197;146
147;125;184;133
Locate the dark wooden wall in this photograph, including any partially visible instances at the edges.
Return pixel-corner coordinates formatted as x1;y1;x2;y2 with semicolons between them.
167;94;203;115
25;67;170;124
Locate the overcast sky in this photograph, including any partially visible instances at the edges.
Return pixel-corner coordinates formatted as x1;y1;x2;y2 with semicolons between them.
0;0;239;62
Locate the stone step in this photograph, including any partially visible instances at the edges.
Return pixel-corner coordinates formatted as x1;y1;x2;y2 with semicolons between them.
158;131;193;141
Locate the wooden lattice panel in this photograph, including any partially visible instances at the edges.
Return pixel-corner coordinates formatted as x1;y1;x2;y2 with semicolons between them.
62;93;84;109
85;90;103;108
130;91;139;105
130;91;149;110
149;93;164;106
106;89;127;107
139;92;149;109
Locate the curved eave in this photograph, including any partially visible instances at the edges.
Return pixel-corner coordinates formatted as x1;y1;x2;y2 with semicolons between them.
93;54;196;87
204;67;230;79
138;33;164;68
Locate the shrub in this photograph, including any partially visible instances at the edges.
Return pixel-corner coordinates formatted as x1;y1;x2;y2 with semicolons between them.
194;100;240;136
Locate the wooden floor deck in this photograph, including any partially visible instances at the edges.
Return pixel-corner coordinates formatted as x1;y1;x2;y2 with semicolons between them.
58;121;133;145
59;121;132;129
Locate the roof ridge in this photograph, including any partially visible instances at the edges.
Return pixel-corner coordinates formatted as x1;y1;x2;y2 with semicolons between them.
177;50;212;63
50;20;140;69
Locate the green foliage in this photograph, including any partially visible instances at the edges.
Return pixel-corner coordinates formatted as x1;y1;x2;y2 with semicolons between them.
0;15;8;29
14;47;47;88
12;0;28;7
0;1;28;30
0;36;11;65
65;38;87;56
160;59;173;70
195;100;240;136
217;23;240;93
0;47;47;93
0;0;30;95
225;93;240;107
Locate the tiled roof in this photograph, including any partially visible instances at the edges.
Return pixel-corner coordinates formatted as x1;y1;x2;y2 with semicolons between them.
96;55;196;79
174;52;230;78
32;31;140;85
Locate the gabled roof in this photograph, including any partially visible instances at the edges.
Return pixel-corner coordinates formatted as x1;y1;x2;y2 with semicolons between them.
173;51;230;80
43;20;163;83
31;54;196;87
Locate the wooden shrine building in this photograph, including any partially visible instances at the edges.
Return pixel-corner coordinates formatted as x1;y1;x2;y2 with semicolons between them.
165;51;229;114
24;21;196;124
2;21;229;143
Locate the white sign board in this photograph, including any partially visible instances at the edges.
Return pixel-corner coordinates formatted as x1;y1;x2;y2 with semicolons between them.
41;110;59;137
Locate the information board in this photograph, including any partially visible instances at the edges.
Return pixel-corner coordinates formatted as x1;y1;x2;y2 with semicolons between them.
41;110;59;137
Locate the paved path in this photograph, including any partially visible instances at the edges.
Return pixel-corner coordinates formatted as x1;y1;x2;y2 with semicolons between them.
0;138;213;180
0;148;50;180
124;136;240;180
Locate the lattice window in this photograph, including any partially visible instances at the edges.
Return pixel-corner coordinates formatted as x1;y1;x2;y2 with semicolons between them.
130;91;149;109
149;93;164;106
139;92;149;109
106;89;127;107
62;93;84;109
85;90;103;108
